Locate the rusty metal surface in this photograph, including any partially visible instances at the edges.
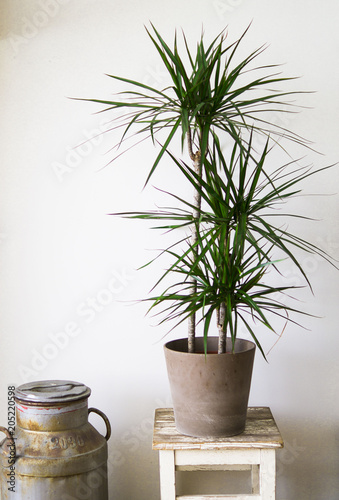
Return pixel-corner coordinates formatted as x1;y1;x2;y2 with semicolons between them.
1;380;110;500
3;467;108;500
15;380;91;404
16;399;89;431
14;424;107;476
0;427;16;462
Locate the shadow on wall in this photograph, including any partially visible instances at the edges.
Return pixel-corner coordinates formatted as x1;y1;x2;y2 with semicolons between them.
276;418;339;500
107;428;160;500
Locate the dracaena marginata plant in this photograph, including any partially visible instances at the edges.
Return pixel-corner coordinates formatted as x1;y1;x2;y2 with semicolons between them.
81;25;336;357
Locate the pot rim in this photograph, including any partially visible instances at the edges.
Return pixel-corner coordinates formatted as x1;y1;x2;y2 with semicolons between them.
164;336;256;355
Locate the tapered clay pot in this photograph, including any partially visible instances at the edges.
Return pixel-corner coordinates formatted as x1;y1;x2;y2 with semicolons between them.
164;337;256;437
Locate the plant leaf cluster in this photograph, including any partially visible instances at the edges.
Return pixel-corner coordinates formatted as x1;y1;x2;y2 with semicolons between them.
120;137;335;358
81;24;336;356
83;24;309;186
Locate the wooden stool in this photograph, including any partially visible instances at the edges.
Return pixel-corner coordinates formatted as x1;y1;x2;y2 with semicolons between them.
152;407;283;500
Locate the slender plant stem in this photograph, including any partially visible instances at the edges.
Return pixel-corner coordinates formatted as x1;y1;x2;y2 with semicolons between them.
187;129;202;353
217;302;227;353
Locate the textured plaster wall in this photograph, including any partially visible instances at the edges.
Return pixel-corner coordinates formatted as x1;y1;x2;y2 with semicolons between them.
0;1;339;498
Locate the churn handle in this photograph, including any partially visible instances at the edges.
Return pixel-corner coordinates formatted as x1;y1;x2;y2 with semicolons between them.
88;408;111;441
0;426;16;466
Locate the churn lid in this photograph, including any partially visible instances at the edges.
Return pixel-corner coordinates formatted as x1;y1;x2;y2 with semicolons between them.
15;380;91;404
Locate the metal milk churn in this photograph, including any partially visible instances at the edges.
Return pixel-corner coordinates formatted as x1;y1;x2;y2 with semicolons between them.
0;380;111;500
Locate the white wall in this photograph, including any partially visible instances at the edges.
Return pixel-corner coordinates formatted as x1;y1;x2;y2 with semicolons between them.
1;1;339;498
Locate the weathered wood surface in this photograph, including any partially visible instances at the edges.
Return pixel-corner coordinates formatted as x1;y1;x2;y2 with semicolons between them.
176;495;262;499
152;407;283;451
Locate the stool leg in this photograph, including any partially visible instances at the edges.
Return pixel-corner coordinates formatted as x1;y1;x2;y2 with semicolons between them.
251;464;260;494
158;450;176;500
260;449;276;499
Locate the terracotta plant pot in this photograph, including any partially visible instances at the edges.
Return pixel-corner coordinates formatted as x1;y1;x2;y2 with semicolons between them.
164;337;256;437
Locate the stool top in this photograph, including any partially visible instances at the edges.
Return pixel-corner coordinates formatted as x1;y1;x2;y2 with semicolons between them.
152;407;283;450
